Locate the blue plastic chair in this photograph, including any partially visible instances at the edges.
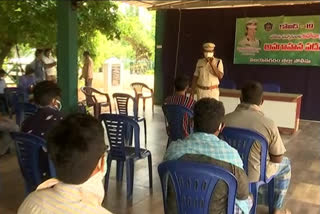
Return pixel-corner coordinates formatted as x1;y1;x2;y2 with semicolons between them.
15;102;38;127
263;83;280;93
158;160;237;214
220;79;237;89
4;87;25;118
162;104;193;147
10;132;56;195
220;127;275;214
113;93;147;147
99;114;152;199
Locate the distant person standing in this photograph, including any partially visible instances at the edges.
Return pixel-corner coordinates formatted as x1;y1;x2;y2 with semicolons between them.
18;64;36;101
31;49;45;83
80;51;93;87
0;69;7;114
42;48;57;82
191;42;224;100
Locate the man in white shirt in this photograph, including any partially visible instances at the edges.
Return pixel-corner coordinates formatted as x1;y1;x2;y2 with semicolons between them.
42;48;57;82
18;114;112;214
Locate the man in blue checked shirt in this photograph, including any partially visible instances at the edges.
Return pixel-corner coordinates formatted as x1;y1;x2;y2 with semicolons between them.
164;98;252;214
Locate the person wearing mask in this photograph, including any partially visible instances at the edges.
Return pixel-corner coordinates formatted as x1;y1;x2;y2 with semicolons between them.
18;113;112;214
191;42;224;101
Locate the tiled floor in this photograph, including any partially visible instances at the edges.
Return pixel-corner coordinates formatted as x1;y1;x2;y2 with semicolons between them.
0;106;319;214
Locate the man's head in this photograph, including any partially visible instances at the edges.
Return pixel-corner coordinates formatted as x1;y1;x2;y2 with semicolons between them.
241;80;263;105
174;75;190;94
194;98;225;135
47;113;106;184
44;48;52;57
202;42;215;59
245;20;257;38
25;64;35;76
35;49;43;59
83;51;90;58
33;81;61;107
0;69;6;78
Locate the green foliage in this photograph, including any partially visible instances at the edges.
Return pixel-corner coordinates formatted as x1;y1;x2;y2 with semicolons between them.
0;0;120;66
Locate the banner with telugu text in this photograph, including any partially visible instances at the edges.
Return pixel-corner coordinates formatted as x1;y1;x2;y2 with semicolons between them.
233;15;320;66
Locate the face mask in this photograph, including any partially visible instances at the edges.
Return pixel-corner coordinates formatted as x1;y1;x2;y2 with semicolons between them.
80;157;106;205
204;52;214;58
55;99;62;111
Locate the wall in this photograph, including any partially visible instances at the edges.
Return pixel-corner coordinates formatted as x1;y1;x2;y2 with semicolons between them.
160;3;320;120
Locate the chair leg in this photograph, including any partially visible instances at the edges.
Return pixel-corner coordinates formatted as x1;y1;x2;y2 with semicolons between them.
143;98;146;112
126;159;134;199
148;154;153;188
143;118;147;148
104;157;112;191
109;104;112;114
152;96;154;114
268;179;275;214
249;183;259;214
116;160;124;182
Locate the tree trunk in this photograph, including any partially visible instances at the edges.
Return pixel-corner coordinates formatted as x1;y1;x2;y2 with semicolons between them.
0;42;14;68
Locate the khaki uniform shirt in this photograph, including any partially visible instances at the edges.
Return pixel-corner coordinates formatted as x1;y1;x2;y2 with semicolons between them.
82;56;94;80
238;37;260;48
223;103;286;182
194;58;224;100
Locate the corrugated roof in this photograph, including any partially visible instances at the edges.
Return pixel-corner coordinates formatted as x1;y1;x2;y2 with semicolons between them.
118;1;320;10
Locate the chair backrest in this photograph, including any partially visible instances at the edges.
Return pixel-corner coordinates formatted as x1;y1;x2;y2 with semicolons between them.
80;86;98;106
220;79;237;89
4;87;24;111
220;127;268;182
162;104;193;142
131;82;150;94
158;160;237;214
112;93;138;118
262;83;280;93
10;132;55;194
15;103;38;127
99;114;141;161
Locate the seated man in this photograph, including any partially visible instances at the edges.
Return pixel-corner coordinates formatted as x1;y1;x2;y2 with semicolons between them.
18;114;111;214
164;75;195;137
164;98;252;214
224;81;291;214
21;80;63;138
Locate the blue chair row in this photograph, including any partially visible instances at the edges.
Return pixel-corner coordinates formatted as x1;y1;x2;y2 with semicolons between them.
15;102;38;127
100;114;152;199
220;127;275;214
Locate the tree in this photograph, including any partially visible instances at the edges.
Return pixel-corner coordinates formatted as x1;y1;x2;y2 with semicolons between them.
0;0;120;67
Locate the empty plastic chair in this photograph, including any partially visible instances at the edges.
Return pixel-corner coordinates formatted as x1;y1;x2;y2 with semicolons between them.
113;93;147;147
220;127;275;214
99;114;152;199
263;83;280;93
131;82;154;114
158;160;237;214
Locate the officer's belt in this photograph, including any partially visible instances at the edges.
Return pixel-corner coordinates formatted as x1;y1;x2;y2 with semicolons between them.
197;84;218;90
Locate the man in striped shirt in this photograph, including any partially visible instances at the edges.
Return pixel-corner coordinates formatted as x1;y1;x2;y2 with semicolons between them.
18;114;112;214
164;76;195;137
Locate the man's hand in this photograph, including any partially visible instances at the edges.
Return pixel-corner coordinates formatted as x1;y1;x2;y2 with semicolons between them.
79;75;83;80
